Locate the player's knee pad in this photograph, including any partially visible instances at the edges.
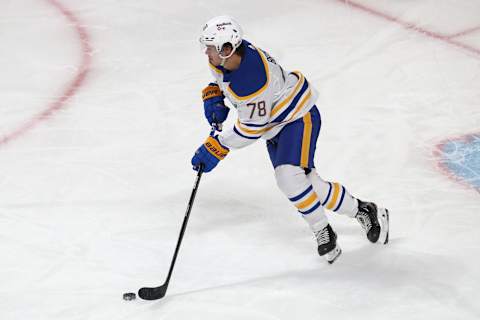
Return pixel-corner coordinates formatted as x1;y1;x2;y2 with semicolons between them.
275;165;325;219
274;165;310;198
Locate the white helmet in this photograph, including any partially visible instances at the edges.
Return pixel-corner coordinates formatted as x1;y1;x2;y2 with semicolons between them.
199;15;243;59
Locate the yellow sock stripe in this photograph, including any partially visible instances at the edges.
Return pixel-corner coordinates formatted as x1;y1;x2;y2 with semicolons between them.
295;193;318;210
204;136;229;160
300;112;312;168
326;182;340;210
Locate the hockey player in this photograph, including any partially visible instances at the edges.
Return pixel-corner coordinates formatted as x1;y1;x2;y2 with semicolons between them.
191;15;389;263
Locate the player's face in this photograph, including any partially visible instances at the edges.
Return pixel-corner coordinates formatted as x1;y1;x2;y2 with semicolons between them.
205;46;222;66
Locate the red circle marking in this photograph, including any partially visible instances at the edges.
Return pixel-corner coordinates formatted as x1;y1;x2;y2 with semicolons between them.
0;0;92;146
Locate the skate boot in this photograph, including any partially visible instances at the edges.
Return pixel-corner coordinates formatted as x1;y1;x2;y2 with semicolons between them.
314;224;342;264
356;200;389;244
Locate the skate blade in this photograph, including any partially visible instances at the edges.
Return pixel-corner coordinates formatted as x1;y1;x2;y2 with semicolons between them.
326;246;342;264
378;208;390;245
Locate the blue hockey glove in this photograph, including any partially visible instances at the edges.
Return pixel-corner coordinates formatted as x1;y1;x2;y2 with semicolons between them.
202;83;229;131
191;135;229;173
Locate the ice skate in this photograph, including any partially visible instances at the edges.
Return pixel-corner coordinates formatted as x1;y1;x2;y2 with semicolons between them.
356;200;389;244
315;224;342;264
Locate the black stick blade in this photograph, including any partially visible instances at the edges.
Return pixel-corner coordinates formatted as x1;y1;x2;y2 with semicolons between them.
138;285;168;300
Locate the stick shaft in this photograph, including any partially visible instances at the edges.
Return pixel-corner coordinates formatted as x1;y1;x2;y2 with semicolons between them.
163;165;204;288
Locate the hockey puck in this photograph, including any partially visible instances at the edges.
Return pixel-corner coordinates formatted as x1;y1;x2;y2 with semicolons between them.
123;292;136;301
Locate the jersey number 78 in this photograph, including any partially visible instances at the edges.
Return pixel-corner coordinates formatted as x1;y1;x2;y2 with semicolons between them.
247;101;267;118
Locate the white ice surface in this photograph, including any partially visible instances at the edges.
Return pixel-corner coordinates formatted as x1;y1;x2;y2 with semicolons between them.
1;0;479;319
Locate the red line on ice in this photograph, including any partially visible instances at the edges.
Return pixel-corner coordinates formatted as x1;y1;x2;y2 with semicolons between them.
446;25;480;39
335;0;480;57
335;0;480;193
0;0;92;146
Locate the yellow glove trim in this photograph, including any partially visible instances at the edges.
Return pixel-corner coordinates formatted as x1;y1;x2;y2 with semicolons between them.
204;136;229;160
202;84;223;101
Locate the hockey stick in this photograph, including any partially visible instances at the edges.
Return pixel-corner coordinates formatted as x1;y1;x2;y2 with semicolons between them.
138;163;205;300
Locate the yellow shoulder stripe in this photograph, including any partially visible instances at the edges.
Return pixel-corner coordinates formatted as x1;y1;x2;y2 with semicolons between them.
209;63;223;74
227;47;270;100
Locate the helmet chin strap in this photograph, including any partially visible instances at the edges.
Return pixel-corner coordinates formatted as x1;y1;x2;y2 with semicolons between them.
218;45;237;67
